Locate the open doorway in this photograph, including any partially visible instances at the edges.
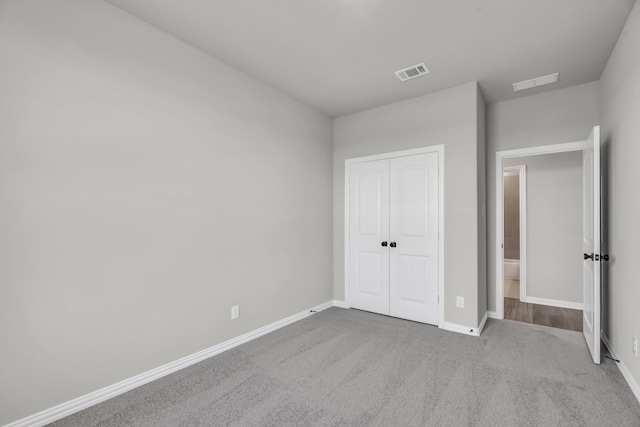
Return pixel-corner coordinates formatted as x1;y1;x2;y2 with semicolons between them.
501;155;582;332
496;141;590;333
496;128;602;364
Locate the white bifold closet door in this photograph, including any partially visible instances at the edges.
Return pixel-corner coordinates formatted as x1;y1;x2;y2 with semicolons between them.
349;153;439;325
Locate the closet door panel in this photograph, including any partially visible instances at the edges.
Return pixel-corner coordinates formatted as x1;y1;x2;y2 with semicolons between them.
348;159;390;315
389;153;439;324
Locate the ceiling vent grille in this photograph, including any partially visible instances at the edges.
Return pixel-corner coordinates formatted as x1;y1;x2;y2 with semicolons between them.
513;73;559;92
395;63;430;82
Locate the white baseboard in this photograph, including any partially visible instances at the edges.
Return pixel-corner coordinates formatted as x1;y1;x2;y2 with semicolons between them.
521;295;583;310
601;333;640;405
441;321;481;337
441;312;488;337
341;301;480;337
332;300;349;309
5;301;335;427
487;310;501;320
478;312;489;335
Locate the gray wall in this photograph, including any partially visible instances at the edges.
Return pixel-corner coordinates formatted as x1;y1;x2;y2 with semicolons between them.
600;0;640;393
505;152;583;304
333;82;484;328
503;175;520;260
0;0;333;424
486;81;600;312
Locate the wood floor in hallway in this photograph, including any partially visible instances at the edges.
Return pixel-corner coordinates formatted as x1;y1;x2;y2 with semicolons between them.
503;278;582;332
504;297;583;332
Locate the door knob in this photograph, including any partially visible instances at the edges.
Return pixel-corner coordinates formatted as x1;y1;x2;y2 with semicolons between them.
390;242;397;248
601;254;609;261
381;241;388;247
583;253;593;260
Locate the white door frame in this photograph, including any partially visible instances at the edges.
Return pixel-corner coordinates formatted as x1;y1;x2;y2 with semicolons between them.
495;140;589;319
345;145;445;328
503;165;527;302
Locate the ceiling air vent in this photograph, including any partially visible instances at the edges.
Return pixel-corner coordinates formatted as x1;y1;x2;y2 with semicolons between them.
513;73;559;92
395;63;430;82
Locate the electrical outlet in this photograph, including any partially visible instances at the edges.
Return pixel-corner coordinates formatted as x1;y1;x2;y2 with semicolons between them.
231;305;239;320
633;336;638;357
456;296;464;308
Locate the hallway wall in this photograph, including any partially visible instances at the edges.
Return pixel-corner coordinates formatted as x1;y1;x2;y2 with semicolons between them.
504;152;583;305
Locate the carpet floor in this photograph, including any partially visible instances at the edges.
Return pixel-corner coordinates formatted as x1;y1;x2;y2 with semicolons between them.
51;307;640;426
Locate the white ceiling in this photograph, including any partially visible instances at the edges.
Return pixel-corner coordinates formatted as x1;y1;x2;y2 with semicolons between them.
105;0;636;118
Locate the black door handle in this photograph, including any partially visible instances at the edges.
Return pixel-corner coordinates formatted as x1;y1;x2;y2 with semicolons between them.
390;242;397;248
584;253;593;260
381;241;388;247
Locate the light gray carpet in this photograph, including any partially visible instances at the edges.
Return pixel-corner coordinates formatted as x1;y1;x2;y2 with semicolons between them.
51;308;640;426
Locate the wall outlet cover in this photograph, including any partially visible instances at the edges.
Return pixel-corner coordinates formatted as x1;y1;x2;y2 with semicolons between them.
231;305;239;320
456;296;464;308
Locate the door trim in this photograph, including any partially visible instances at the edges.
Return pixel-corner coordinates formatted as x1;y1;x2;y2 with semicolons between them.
344;145;445;328
495;140;590;319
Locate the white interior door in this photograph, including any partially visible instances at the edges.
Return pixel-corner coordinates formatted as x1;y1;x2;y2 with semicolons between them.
348;159;390;315
389;153;439;324
582;126;601;364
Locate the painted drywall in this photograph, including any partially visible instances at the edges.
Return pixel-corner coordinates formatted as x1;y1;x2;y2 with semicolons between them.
504;152;583;304
486;81;600;312
476;87;487;324
600;0;640;395
503;175;520;260
333;82;483;328
0;0;333;424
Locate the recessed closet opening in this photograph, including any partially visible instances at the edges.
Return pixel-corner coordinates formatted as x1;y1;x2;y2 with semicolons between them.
344;146;444;327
